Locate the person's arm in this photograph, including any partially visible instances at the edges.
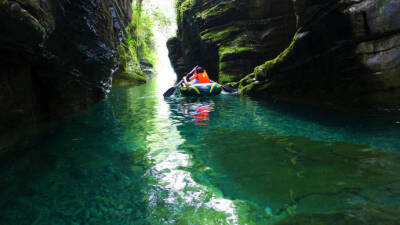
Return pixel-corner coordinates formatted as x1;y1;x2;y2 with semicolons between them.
183;66;198;86
187;66;199;79
183;76;191;86
189;74;198;81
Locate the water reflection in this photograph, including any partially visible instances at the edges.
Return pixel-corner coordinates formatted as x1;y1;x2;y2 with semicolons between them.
0;89;152;224
1;5;400;223
164;94;400;224
180;98;214;126
1;83;400;224
168;94;400;152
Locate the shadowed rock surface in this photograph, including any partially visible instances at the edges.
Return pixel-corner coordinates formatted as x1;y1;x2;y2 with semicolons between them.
238;0;400;108
167;0;296;82
168;0;400;108
0;0;132;136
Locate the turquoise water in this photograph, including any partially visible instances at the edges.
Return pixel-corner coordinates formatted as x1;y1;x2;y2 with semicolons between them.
1;79;400;225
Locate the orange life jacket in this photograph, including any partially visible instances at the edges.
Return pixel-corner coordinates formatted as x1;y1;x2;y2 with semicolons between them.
190;70;210;84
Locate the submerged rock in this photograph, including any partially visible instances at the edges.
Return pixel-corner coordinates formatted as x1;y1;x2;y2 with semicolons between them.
274;203;400;225
192;129;400;224
0;0;132;135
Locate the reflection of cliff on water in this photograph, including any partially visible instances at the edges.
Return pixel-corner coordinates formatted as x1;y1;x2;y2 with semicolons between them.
168;94;400;152
167;94;400;224
0;85;158;225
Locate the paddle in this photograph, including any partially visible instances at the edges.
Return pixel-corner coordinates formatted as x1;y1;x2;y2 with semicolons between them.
210;80;237;93
220;84;237;93
163;80;183;97
163;66;198;97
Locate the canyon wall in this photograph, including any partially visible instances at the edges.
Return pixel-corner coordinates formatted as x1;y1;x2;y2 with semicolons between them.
167;0;296;83
169;0;400;108
0;0;132;134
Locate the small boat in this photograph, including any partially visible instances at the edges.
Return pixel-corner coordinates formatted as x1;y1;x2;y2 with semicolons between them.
180;83;222;97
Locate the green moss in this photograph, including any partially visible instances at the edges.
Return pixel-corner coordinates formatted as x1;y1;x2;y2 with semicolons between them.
176;0;195;26
201;25;241;43
195;1;239;20
218;72;239;84
112;71;147;87
0;0;8;7
221;46;254;55
238;32;299;93
117;2;161;84
119;71;147;82
13;0;54;30
218;45;267;83
218;46;255;61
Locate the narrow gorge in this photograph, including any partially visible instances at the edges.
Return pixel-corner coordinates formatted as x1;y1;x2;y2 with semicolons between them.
1;0;400;224
168;0;400;108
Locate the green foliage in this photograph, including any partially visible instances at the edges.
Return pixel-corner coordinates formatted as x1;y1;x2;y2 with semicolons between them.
118;1;172;82
175;0;195;27
152;9;172;29
196;1;240;20
118;4;153;82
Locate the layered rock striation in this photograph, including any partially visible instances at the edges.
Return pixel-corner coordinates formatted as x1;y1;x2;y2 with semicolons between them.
0;0;132;134
169;0;400;108
239;0;400;108
167;0;296;83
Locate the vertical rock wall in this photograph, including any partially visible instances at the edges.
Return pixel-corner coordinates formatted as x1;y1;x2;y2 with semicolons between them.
167;0;297;82
238;0;400;108
169;0;400;108
0;0;132;134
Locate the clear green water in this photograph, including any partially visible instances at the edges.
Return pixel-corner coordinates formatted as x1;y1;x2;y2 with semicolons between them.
1;79;400;225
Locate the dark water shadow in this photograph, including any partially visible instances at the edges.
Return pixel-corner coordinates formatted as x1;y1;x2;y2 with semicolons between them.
0;87;154;225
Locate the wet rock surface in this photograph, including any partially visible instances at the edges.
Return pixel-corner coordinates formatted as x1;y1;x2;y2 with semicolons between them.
237;0;400;108
169;0;400;108
167;0;296;83
0;0;132;135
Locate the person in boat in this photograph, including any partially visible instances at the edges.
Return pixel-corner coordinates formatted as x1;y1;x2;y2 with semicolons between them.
183;66;210;86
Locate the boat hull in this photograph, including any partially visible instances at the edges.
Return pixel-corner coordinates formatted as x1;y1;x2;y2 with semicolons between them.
180;83;222;97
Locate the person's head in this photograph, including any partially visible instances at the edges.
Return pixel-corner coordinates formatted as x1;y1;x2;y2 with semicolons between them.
195;66;204;73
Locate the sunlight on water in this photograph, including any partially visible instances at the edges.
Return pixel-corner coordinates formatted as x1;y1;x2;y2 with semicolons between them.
142;2;239;223
1;1;400;224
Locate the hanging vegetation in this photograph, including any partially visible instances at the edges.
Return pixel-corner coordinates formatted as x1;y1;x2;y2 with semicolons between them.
116;0;172;85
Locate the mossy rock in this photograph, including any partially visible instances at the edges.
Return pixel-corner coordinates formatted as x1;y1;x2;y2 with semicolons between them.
196;1;241;20
237;32;300;93
201;24;242;44
112;71;147;87
0;0;54;46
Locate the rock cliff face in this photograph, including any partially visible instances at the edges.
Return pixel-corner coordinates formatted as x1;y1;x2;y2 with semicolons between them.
169;0;400;108
167;0;296;82
0;0;132;134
